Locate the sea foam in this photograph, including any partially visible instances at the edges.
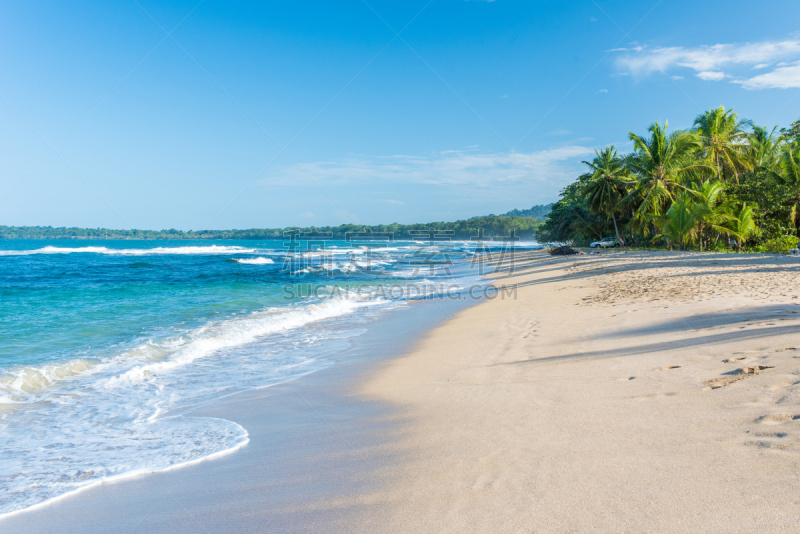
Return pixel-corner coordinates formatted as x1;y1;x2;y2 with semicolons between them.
0;295;393;517
235;257;275;264
0;239;486;518
0;245;256;256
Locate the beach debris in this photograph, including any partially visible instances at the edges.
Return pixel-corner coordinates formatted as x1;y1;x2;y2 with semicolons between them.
549;246;578;256
703;366;774;390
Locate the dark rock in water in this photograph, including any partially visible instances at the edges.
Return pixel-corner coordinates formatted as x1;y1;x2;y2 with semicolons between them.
549;245;578;256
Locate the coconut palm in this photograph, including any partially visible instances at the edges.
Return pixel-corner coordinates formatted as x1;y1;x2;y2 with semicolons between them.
624;121;712;221
727;202;758;250
658;191;699;250
748;125;784;177
693;106;753;183
779;140;800;186
582;146;631;243
777;140;800;233
686;180;733;251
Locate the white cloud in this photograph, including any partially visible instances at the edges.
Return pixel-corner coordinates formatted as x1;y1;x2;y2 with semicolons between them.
609;44;643;53
260;147;594;190
598;88;608;93
615;39;800;89
736;61;800;89
617;40;800;74
670;75;684;80
385;199;405;205
696;70;727;81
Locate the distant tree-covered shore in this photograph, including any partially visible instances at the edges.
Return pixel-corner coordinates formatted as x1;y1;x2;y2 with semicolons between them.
0;215;544;241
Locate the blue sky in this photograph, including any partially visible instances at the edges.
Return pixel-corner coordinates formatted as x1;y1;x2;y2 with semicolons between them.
1;0;799;230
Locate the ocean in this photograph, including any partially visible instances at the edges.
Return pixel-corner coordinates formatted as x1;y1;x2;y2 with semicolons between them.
0;238;536;517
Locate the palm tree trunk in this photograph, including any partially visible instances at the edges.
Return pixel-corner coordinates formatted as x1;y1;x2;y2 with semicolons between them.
698;222;704;252
611;213;624;244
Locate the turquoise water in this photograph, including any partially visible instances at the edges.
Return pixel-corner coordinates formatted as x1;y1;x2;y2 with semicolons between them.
0;238;530;516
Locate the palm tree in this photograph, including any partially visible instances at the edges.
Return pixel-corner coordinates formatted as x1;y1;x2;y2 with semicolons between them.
624;121;712;224
693;106;753;183
778;140;800;234
686;180;733;251
779;140;800;185
582;146;631;244
658;191;698;250
727;202;758;250
748;125;784;177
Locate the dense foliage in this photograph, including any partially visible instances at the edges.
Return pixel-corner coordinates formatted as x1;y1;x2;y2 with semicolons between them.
0;216;543;241
538;108;800;252
498;204;552;219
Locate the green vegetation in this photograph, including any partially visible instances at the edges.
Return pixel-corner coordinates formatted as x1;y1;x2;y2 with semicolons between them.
763;235;798;254
498;204;552;219
0;216;543;241
538;107;800;253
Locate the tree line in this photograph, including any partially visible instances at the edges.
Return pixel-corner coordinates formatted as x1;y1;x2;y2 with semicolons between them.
537;107;800;253
0;216;543;241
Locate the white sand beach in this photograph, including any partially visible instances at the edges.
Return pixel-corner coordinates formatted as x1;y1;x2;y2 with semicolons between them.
354;251;800;532
4;251;800;533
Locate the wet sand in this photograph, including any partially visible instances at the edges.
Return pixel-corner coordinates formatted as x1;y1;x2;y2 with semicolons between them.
0;293;472;533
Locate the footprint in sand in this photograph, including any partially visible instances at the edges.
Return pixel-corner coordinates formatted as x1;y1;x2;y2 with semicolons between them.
703;366;774;390
521;321;539;340
755;414;800;425
631;392;676;399
753;431;789;438
721;357;747;363
744;432;790;449
775;348;798;352
658;365;681;371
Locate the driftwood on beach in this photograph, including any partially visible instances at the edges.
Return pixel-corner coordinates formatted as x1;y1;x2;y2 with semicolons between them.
549;245;578;256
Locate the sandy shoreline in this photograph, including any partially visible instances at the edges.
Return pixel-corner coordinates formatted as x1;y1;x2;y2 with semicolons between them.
4;251;800;532
353;250;800;532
